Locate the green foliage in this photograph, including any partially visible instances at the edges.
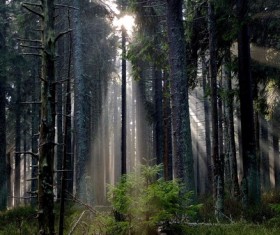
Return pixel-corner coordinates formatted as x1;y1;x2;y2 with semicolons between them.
107;164;201;234
0;206;37;235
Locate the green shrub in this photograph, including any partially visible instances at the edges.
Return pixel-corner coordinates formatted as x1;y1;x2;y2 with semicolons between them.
107;164;201;234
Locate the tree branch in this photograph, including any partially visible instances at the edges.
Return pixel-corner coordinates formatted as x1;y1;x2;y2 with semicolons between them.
21;53;42;57
17;38;42;44
54;29;72;44
22;4;44;18
22;2;42;9
54;4;79;10
20;44;43;50
15;151;39;160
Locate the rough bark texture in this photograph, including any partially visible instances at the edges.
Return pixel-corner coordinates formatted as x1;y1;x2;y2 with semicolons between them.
73;0;89;200
38;0;56;233
272;116;280;188
166;0;194;192
202;55;212;194
208;1;224;217
237;0;260;206
0;0;7;210
121;26;127;175
154;68;164;166
223;49;240;197
15;68;21;206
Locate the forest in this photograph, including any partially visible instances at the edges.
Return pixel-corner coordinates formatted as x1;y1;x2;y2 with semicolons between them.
0;0;279;234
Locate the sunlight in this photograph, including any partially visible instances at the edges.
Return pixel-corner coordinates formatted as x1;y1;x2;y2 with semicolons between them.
113;15;135;36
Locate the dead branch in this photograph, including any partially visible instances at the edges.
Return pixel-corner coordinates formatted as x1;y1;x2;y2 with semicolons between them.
17;38;42;43
22;2;42;9
21;53;42;57
54;29;72;44
22;4;44;18
55;4;79;10
15;151;39;160
20;44;43;50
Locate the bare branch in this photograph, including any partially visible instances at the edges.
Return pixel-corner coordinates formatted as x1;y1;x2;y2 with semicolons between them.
15;151;39;160
21;101;41;104
20;44;43;50
54;29;72;44
17;38;42;44
55;4;79;10
21;53;42;57
22;4;44;18
22;2;42;9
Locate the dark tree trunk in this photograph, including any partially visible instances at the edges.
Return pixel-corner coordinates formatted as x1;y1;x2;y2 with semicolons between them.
0;69;6;210
223;48;240;197
73;0;89;200
0;0;7;211
31;68;39;206
15;68;21;206
121;26;127;175
166;0;194;192
272;116;280;188
202;55;212;194
208;1;224;217
237;0;260;206
38;0;56;233
154;68;164;166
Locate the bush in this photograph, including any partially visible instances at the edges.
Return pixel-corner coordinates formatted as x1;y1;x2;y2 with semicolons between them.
107;164;201;234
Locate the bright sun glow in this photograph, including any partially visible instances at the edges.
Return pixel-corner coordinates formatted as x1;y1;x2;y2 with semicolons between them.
113;15;135;36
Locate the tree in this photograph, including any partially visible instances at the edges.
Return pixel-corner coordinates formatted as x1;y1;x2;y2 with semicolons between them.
237;0;260;206
0;0;7;210
166;0;194;192
208;0;224;217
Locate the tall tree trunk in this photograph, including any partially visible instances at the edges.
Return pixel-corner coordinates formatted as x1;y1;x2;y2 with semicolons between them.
223;48;240;197
0;0;7;211
202;55;212;194
38;0;56;233
272;115;280;188
237;0;260;206
163;71;173;181
73;0;89;200
31;67;39;206
208;0;224;218
260;117;270;190
0;65;6;210
121;26;127;175
166;0;194;192
15;67;21;206
154;67;164;166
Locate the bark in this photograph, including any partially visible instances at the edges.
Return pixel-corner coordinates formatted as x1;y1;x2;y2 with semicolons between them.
237;0;260;206
272;116;280;188
163;72;173;180
15;67;21;206
121;26;127;175
0;68;6;210
223;49;240;197
166;0;194;192
31;68;39;206
154;68;164;166
0;0;7;210
208;1;224;218
260;117;270;190
202;55;212;194
38;0;56;233
73;0;89;200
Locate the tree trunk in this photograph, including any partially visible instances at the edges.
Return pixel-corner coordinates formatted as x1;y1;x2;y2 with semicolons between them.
208;0;224;218
237;0;260;206
166;0;194;192
0;0;7;211
223;48;240;197
15;67;21;206
202;55;212;194
38;0;56;233
73;0;89;200
121;26;127;175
